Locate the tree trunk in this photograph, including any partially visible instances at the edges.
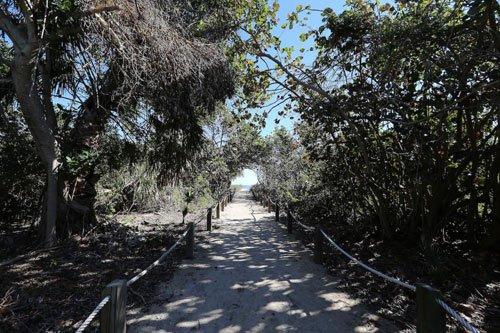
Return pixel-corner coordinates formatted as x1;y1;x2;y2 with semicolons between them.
56;74;118;235
44;163;58;246
11;47;59;247
486;103;500;248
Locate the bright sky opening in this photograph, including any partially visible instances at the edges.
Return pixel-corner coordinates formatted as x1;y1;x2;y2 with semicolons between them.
232;168;258;186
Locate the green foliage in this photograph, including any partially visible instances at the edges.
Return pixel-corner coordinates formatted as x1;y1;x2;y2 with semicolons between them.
0;108;44;224
179;104;265;203
1;0;248;240
245;0;500;249
0;40;14;104
96;162;170;214
96;104;265;218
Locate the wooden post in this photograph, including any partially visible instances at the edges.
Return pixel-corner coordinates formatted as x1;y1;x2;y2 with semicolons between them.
416;284;446;333
267;200;271;213
185;222;195;259
100;280;127;333
216;203;220;219
314;227;324;264
286;210;292;234
275;204;280;222
207;208;212;232
221;199;225;211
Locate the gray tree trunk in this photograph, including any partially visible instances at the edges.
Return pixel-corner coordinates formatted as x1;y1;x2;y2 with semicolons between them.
11;46;59;247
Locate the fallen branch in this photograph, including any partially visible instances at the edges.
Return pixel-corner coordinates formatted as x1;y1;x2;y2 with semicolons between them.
0;288;17;315
128;286;146;305
0;246;62;268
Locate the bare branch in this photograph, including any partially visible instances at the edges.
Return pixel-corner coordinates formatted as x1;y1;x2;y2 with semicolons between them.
257;50;332;103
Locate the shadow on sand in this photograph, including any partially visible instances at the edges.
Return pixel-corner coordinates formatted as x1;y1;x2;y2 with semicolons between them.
127;193;398;333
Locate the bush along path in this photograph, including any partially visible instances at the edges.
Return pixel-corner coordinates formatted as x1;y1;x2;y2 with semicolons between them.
127;191;397;332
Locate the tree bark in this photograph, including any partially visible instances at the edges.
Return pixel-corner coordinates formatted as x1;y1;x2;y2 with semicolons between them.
3;5;117;243
11;46;59;247
56;72;118;235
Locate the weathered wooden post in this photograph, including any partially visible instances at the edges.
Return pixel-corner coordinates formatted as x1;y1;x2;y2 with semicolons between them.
221;199;225;211
216;203;220;219
314;227;324;264
275;204;280;222
185;222;195;259
286;210;292;234
100;280;127;333
207;207;212;232
416;284;446;333
267;200;272;213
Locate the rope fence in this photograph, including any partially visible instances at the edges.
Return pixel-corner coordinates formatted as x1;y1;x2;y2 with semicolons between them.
127;229;189;286
74;191;480;333
319;229;416;291
75;296;110;333
74;226;189;333
73;189;234;333
436;298;479;333
318;228;479;332
314;218;479;332
289;211;314;232
256;195;481;333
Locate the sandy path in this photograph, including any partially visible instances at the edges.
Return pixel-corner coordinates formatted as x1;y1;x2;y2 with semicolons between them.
128;192;398;333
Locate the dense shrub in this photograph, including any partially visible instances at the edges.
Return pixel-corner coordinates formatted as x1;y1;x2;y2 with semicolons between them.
0;108;44;226
247;0;500;250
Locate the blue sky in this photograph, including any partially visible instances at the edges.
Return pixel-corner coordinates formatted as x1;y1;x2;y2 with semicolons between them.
234;0;349;186
258;0;349;136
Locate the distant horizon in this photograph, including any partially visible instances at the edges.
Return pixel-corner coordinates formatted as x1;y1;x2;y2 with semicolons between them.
232;168;258;186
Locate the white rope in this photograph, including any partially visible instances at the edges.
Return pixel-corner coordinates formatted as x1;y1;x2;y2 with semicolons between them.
289;211;314;232
194;215;205;226
436;298;480;333
288;210;479;331
127;229;189;286
75;296;110;333
75;227;190;331
320;229;416;291
295;219;314;232
320;229;482;331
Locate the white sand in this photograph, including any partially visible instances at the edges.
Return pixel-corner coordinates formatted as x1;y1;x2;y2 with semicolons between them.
128;191;399;333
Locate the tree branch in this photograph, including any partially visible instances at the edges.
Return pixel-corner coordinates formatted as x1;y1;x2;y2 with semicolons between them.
0;9;27;50
256;50;332;102
15;0;36;44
